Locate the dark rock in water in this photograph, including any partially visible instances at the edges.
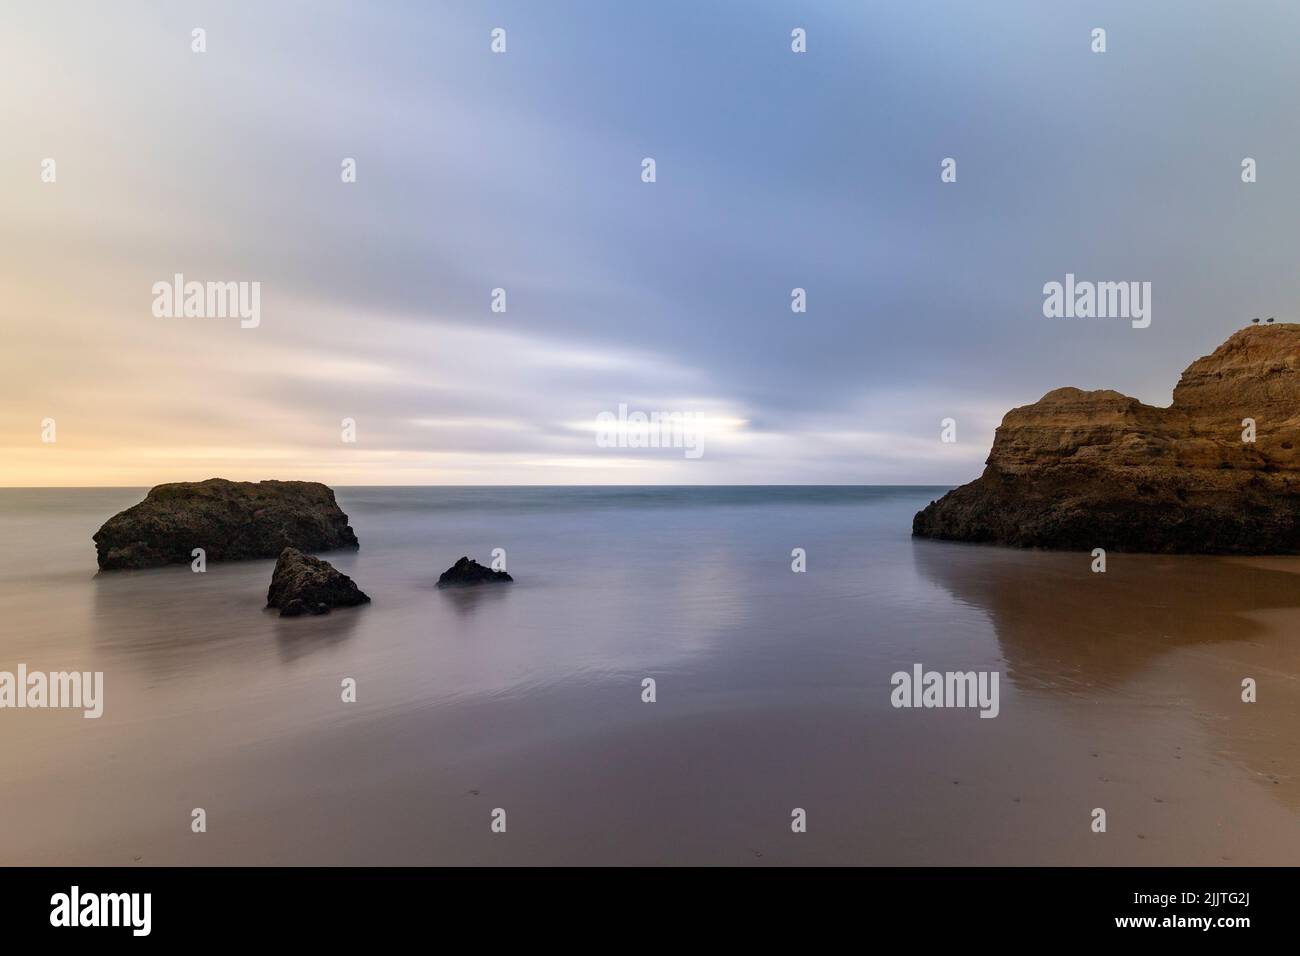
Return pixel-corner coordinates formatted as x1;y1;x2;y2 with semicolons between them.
913;325;1300;553
93;478;359;570
266;548;370;617
437;556;513;587
279;598;331;618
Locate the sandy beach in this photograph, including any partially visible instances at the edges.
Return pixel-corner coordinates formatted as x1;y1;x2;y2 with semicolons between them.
0;486;1296;865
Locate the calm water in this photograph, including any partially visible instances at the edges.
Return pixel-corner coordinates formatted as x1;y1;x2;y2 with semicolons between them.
1;486;1297;865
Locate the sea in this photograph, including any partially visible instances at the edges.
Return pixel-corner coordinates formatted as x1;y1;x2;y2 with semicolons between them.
1;485;1297;864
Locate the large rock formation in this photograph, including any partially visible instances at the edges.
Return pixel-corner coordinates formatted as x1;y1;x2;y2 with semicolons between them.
437;556;513;587
913;325;1300;553
266;547;370;617
94;478;359;570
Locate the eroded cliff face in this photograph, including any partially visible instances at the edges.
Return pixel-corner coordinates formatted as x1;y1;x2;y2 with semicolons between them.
913;325;1300;553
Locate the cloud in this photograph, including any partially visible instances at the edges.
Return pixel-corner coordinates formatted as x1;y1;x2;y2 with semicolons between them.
4;1;1300;484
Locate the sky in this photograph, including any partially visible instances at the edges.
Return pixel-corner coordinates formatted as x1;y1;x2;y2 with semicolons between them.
4;0;1300;486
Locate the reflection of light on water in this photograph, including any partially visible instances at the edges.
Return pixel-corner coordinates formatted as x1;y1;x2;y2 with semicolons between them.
911;538;1300;809
6;488;1300;862
653;541;748;657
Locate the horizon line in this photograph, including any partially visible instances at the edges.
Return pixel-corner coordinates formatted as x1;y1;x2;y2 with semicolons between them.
0;482;958;490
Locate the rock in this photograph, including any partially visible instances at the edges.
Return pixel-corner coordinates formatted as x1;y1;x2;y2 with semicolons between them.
913;325;1300;553
437;556;513;587
94;478;359;570
266;548;370;617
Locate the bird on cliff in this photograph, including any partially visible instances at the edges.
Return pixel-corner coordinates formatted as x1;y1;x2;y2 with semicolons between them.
1252;317;1261;324
1267;316;1275;323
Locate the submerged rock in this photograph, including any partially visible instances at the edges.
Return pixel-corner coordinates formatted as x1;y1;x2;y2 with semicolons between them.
437;556;513;587
266;548;370;617
913;325;1300;553
93;478;359;570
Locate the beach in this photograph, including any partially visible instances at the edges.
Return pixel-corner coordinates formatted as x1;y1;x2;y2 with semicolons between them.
1;485;1297;865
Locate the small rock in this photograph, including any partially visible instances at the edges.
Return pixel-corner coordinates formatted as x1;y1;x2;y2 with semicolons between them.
267;548;370;617
437;556;513;587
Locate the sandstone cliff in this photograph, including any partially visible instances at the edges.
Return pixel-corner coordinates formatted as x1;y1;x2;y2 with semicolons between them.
94;478;359;570
913;325;1300;553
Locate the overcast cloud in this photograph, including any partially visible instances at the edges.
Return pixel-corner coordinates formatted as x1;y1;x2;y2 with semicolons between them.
4;0;1298;485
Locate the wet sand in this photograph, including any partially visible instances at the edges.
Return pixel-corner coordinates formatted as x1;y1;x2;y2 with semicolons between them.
0;487;1297;864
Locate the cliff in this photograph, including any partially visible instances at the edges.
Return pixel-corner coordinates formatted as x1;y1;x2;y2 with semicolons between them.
913;325;1300;553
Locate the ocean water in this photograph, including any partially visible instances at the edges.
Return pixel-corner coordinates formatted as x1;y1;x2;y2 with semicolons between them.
1;485;1298;865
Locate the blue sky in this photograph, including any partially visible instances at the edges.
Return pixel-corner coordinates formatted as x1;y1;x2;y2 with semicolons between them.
4;0;1299;484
